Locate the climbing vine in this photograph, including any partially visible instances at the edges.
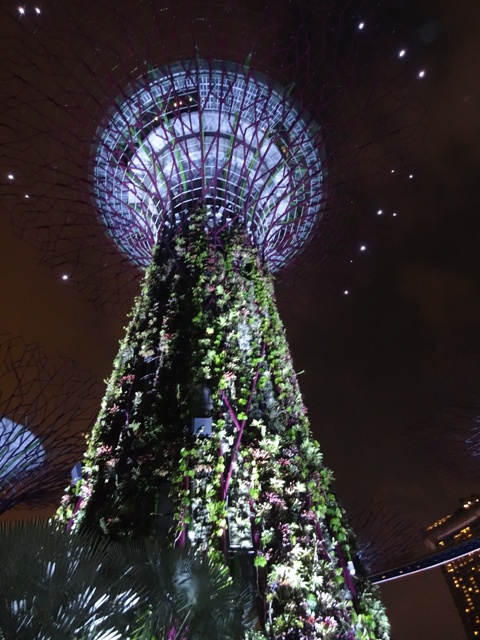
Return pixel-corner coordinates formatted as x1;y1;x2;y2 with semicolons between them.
57;210;389;639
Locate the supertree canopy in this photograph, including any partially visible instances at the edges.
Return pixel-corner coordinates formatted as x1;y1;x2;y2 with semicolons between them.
0;0;412;637
95;59;323;270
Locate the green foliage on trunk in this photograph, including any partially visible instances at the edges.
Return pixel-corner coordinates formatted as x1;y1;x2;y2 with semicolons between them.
57;212;389;639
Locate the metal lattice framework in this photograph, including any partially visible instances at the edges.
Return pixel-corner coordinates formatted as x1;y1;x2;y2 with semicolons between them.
0;0;412;308
350;501;424;575
0;336;99;516
95;59;323;270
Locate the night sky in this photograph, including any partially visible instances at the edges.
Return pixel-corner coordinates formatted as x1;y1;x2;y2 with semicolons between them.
1;0;480;638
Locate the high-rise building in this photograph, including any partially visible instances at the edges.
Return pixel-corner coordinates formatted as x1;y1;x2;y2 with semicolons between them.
425;496;480;639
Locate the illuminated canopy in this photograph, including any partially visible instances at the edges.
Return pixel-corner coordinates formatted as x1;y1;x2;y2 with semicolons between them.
94;59;324;270
0;417;45;490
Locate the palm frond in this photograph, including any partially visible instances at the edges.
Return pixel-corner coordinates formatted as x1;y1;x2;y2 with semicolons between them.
0;520;138;640
131;545;254;640
0;521;254;639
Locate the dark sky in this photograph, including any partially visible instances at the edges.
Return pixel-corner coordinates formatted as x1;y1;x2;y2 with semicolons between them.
1;0;480;637
281;2;480;636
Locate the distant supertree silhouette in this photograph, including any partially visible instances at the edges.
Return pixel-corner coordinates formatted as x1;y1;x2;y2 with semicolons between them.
407;352;480;484
350;501;424;575
415;403;480;484
0;1;414;637
0;336;97;516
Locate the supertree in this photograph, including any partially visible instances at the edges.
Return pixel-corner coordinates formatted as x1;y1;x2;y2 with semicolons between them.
0;336;97;517
0;0;412;637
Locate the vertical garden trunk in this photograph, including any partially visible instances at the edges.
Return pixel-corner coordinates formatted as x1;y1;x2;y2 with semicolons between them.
58;216;389;639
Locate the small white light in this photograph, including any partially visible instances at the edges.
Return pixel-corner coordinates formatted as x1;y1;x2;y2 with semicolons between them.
24;194;29;198
418;70;426;78
7;174;14;180
360;245;366;251
61;274;69;281
391;169;395;173
344;290;349;295
18;6;25;14
358;22;365;30
377;209;383;215
392;212;397;217
35;7;41;13
398;49;406;58
408;174;414;179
